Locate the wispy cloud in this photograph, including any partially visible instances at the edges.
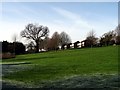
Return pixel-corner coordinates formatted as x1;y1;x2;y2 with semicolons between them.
2;3;42;22
53;7;81;20
52;7;92;30
52;7;117;39
51;7;94;41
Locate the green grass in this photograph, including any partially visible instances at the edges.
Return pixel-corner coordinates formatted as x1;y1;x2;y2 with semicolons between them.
2;46;118;87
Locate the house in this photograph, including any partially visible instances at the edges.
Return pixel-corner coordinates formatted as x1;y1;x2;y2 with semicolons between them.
74;41;80;48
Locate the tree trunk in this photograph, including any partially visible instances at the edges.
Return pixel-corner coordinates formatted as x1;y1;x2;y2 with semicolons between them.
35;40;39;53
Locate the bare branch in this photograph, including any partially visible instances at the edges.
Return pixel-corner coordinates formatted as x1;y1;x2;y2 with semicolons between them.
20;23;49;52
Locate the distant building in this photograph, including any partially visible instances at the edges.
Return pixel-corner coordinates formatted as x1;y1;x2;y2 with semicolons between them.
74;41;80;48
67;43;72;49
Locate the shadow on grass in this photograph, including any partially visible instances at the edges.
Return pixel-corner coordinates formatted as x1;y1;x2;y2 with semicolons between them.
2;62;31;65
4;56;55;62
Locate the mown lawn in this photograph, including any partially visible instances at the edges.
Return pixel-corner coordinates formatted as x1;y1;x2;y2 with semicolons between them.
2;46;118;88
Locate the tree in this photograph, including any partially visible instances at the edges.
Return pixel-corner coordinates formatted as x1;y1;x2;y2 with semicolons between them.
100;30;116;46
85;30;98;47
116;36;120;45
27;41;35;53
44;32;60;51
67;43;72;49
21;23;49;53
42;37;50;50
13;42;25;54
50;32;60;50
12;34;18;42
115;24;120;44
116;24;120;36
38;39;44;50
2;41;9;53
59;31;71;48
2;41;25;55
45;37;52;51
12;34;17;55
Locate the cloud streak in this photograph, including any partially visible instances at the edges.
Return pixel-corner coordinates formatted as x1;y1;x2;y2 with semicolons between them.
52;7;117;39
53;7;81;20
2;3;43;22
52;7;94;41
52;7;92;30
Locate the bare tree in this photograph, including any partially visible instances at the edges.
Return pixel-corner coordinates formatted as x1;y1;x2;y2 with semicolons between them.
12;34;17;42
43;37;50;50
60;31;71;46
44;32;60;51
100;30;116;46
12;34;17;55
39;39;45;50
51;32;60;50
21;23;49;53
86;30;98;47
116;24;120;36
87;30;96;38
27;41;35;52
115;24;120;44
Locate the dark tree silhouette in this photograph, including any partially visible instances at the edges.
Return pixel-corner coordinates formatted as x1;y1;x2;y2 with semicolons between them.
2;41;25;55
61;44;66;50
14;42;25;54
27;41;35;53
21;23;49;53
2;41;9;53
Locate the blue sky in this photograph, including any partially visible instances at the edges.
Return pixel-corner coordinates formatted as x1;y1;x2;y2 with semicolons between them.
0;2;118;44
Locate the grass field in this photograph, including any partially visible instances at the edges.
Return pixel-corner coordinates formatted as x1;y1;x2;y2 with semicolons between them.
2;46;119;88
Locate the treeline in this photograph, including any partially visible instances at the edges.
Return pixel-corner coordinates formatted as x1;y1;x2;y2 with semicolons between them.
24;23;120;53
1;23;120;59
83;29;120;48
1;41;25;59
26;31;72;53
21;23;72;53
1;41;25;54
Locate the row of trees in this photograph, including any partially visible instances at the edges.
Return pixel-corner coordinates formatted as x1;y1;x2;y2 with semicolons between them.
2;23;119;59
21;23;71;53
26;31;72;52
84;25;120;47
41;31;71;51
20;23;120;53
2;41;25;55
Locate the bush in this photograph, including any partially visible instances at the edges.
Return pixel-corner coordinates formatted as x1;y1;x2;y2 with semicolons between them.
2;52;15;59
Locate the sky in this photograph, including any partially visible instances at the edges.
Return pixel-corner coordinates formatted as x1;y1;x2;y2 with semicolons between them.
0;1;118;44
